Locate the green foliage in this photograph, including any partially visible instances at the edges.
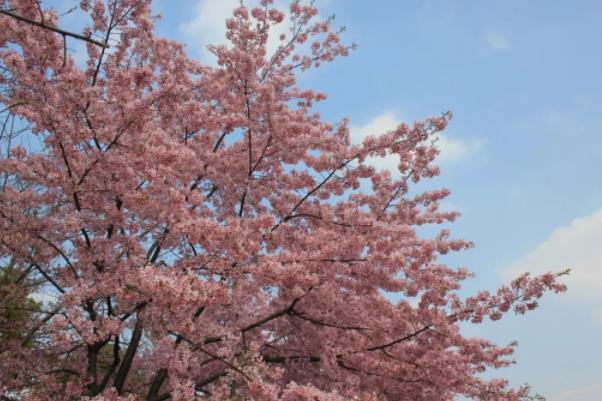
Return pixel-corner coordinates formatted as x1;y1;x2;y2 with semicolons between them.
0;262;42;346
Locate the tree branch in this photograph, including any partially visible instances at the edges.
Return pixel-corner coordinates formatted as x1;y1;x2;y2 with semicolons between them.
0;9;108;48
113;318;143;394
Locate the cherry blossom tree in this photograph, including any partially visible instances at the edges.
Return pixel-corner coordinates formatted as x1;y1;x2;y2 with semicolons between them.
0;1;567;400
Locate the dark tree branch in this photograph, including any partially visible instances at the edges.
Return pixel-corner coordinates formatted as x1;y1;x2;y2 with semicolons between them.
147;368;168;401
168;332;251;382
33;264;65;294
263;355;320;364
365;324;433;352
36;234;78;278
94;335;120;395
290;309;369;331
271;158;355;231
0;9;108;48
147;307;204;401
21;305;61;346
204;290;308;344
113;318;143;394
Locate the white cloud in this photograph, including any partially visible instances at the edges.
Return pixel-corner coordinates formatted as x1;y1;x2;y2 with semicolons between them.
179;0;238;54
436;135;478;163
179;0;291;63
500;207;602;324
484;32;510;50
29;291;58;306
349;113;400;172
438;200;462;214
349;113;480;174
592;306;602;327
553;383;602;401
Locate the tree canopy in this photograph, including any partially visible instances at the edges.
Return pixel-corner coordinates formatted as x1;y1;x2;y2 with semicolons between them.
0;1;566;400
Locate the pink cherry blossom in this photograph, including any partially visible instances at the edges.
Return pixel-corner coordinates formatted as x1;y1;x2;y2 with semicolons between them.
0;1;566;401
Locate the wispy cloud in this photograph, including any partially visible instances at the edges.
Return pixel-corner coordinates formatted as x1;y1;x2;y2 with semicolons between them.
349;112;481;174
29;291;59;306
179;0;291;63
484;32;511;50
500;207;602;325
553;383;602;401
349;113;400;173
436;135;480;164
179;0;238;61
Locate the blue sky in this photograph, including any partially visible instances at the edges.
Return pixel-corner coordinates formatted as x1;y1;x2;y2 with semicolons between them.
48;0;602;399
